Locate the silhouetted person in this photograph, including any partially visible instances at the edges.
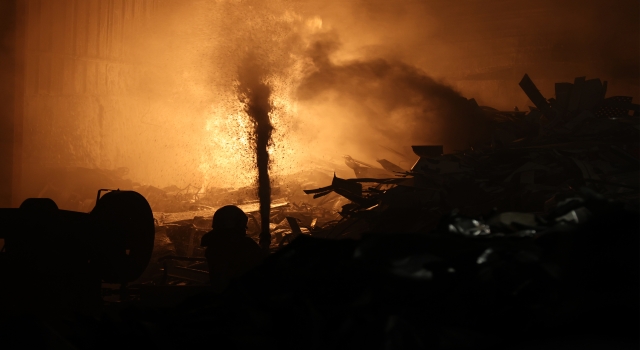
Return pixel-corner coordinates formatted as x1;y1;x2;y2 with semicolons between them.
200;205;264;292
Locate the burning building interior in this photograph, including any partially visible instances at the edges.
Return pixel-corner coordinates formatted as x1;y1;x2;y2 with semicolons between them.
0;0;638;348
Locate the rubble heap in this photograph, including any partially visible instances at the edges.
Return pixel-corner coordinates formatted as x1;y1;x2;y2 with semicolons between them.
304;75;639;240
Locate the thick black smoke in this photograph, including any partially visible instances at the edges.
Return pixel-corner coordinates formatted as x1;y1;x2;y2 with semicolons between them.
297;36;497;156
237;55;273;250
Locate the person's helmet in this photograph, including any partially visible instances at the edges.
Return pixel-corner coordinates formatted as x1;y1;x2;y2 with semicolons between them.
211;205;248;235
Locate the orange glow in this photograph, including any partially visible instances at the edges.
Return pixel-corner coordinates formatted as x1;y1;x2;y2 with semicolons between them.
16;0;639;206
198;10;326;189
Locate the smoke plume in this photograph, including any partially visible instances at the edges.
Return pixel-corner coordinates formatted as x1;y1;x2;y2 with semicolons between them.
237;55;274;249
295;35;494;163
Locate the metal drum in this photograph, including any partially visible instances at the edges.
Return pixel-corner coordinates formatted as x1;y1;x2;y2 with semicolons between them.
90;190;155;283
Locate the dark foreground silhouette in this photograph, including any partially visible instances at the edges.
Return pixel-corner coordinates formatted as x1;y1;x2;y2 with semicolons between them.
1;189;636;349
200;205;265;291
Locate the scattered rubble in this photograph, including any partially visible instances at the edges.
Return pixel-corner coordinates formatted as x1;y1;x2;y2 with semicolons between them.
302;74;639;241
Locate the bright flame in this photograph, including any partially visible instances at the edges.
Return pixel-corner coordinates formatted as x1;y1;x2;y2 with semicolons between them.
199;96;254;189
198;11;326;189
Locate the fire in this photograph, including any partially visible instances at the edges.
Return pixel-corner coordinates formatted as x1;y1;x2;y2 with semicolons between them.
198;85;304;189
199;100;254;189
197;12;325;190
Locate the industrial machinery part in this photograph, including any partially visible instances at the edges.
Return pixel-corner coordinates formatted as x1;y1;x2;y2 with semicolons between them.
0;190;155;284
91;190;155;282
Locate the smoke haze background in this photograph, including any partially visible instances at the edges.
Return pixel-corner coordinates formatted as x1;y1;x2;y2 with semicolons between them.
15;0;639;200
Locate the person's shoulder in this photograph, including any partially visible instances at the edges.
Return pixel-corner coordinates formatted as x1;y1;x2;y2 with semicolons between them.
200;230;216;247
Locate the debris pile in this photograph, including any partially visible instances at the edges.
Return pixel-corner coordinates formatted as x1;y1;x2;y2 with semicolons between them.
303;75;639;240
131;74;639;285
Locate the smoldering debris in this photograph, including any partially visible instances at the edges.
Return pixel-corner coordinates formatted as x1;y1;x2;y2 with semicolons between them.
302;74;639;240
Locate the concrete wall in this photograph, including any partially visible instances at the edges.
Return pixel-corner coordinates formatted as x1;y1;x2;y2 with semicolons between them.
18;0;157;204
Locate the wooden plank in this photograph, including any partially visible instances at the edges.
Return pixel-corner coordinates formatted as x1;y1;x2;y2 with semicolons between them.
155;198;290;225
518;74;554;119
